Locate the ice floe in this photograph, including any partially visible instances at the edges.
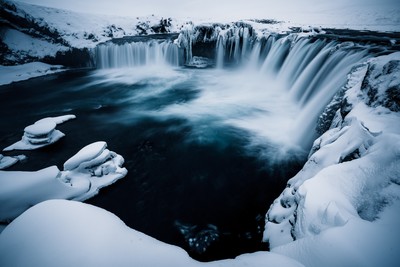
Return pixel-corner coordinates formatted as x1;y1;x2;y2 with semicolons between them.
3;115;76;151
0;141;127;222
0;154;26;170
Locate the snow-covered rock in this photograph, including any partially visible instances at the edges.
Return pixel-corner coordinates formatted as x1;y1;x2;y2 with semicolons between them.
0;200;304;267
263;52;400;266
3;115;76;151
0;141;127;222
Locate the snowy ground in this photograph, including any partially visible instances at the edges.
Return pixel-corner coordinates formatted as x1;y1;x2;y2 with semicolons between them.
0;62;64;86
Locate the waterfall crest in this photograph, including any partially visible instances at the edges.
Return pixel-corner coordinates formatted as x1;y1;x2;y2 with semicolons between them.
95;40;183;69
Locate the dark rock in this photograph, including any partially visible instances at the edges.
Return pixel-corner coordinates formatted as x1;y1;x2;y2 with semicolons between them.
42;48;94;68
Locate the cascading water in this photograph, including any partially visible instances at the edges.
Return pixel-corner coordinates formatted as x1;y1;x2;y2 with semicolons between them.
175;25;374;149
95;25;376;149
95;39;183;68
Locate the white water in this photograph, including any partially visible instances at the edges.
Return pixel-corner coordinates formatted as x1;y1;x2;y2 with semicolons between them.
95;30;372;150
96;40;182;68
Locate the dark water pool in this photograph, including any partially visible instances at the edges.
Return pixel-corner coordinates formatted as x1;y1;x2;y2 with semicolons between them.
0;68;306;261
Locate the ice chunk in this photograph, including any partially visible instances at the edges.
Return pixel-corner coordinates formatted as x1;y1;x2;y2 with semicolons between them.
0;154;26;170
0;155;18;170
3;115;76;151
63;141;107;171
35;115;76;125
24;120;56;137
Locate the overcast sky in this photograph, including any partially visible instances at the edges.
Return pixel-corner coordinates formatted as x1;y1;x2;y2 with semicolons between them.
17;0;400;21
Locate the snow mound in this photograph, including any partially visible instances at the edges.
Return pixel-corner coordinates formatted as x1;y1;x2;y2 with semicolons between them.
0;200;303;267
3;115;76;151
263;52;400;266
0;142;127;222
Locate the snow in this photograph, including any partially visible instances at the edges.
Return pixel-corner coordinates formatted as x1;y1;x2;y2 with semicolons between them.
0;200;303;267
63;141;107;171
5;0;185;49
0;141;127;222
0;154;26;170
3;115;76;151
15;0;400;32
0;62;64;86
1;28;69;59
263;52;400;266
0;155;18;170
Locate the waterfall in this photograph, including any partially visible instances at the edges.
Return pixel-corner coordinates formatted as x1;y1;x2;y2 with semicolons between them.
197;26;372;148
95;40;183;69
96;24;379;149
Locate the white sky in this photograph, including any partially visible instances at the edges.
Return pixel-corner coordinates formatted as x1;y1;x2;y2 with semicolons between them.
17;0;400;22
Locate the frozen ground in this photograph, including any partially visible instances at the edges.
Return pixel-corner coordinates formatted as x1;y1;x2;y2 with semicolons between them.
0;62;64;86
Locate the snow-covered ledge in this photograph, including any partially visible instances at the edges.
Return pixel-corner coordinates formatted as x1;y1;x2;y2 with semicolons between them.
0;200;304;267
0;141;127;222
263;52;400;266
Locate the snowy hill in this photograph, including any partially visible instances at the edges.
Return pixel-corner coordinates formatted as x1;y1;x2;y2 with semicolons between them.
0;0;185;66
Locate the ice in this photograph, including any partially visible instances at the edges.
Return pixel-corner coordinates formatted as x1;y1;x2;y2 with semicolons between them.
3;115;76;151
0;142;127;222
0;154;26;170
0;155;18;170
64;141;107;171
0;200;303;267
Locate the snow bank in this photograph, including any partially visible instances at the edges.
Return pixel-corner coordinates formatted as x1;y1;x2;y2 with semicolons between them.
0;141;127;222
1;28;69;60
263;52;400;266
0;62;64;86
3;115;76;151
0;200;303;267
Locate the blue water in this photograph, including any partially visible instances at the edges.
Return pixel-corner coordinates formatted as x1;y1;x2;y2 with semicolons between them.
0;67;306;261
